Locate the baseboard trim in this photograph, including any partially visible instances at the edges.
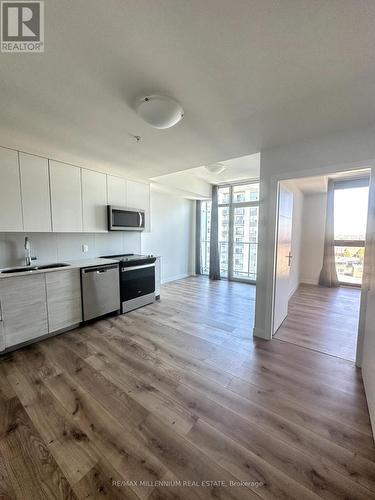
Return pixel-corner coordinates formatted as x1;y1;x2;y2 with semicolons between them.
362;369;375;440
288;282;299;299
161;273;193;284
253;327;271;340
300;278;319;286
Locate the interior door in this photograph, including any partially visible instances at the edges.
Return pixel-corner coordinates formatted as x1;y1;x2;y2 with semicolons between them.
273;184;294;334
361;176;375;434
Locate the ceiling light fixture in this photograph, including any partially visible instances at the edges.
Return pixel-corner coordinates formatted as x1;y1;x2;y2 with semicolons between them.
135;95;184;129
204;163;226;175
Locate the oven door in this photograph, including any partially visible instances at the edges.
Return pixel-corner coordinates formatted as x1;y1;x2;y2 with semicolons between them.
120;263;155;303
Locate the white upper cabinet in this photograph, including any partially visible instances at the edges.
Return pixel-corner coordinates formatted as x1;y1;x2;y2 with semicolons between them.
0;146;152;233
82;169;107;232
49;161;83;232
126;180;151;232
107;175;127;208
19;152;52;232
0;147;23;232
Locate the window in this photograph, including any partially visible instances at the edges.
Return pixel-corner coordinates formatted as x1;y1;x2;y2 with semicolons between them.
232;183;259;203
218;187;230;205
334;182;369;286
200;181;259;282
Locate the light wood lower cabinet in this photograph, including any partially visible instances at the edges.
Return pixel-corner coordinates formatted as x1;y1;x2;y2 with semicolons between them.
0;275;49;348
46;269;82;333
0;269;83;351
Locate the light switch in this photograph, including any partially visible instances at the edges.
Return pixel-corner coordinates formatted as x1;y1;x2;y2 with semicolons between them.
82;244;89;253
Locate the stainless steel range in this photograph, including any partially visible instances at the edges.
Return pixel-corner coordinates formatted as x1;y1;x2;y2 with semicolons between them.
101;254;156;313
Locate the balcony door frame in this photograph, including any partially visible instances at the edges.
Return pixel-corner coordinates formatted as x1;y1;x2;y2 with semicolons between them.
218;180;259;284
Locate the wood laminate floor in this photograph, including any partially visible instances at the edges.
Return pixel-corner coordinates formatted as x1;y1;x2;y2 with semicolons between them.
0;276;374;499
275;284;361;362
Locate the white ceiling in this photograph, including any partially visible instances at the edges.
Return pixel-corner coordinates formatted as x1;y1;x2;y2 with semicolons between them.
1;1;375;179
184;153;260;184
288;176;328;195
289;169;371;194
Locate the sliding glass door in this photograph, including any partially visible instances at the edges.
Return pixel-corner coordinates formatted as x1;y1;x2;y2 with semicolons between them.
232;205;258;281
200;181;259;283
226;182;259;283
218;205;229;278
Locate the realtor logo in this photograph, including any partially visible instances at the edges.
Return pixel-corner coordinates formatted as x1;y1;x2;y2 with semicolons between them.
1;1;44;52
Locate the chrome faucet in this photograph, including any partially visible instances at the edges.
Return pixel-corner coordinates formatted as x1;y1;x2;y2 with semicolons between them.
24;237;36;266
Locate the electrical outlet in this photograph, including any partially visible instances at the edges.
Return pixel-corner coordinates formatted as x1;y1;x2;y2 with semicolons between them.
82;244;89;253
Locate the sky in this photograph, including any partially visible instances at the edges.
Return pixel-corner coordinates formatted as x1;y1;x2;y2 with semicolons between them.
334;187;369;240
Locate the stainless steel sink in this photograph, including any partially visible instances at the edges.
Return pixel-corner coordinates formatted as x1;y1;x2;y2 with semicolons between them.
1;266;39;274
37;263;70;270
0;263;70;274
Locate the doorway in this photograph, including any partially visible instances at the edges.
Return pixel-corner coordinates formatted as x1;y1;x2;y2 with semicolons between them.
272;170;370;362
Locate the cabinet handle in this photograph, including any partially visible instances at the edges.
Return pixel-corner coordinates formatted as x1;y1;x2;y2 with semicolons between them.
0;299;3;322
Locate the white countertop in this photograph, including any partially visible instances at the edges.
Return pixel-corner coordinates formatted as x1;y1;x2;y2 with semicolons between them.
0;258;119;279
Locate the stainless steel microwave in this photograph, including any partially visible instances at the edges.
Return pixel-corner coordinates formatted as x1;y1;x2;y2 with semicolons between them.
107;206;145;231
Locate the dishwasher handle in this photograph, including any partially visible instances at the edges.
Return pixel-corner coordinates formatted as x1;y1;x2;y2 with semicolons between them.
82;264;118;274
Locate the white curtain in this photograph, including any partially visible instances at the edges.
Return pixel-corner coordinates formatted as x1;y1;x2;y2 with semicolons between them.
319;179;339;287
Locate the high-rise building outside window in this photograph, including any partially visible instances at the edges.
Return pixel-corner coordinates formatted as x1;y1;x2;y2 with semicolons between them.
200;181;259;282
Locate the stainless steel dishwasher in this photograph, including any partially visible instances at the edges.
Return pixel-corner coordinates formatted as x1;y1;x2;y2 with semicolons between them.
81;263;120;321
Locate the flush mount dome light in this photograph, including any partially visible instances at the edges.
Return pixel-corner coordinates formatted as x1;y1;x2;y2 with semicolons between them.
135;95;184;129
204;163;226;175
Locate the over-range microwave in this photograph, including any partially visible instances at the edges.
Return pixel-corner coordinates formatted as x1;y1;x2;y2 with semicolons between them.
107;206;145;231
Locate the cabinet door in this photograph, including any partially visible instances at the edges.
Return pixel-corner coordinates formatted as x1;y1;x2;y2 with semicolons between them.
126;180;151;232
0;275;48;348
50;161;83;232
19;152;52;232
46;269;82;332
0;147;23;232
107;175;127;208
82;169;107;232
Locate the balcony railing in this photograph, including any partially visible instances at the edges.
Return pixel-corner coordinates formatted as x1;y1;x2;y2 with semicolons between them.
334;241;365;286
200;240;257;281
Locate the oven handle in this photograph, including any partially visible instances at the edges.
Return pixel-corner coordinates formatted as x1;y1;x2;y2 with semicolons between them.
121;263;155;272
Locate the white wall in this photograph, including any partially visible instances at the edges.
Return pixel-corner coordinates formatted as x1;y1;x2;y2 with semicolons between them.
141;188;195;283
255;125;375;342
291;188;303;296
0;232;141;268
253;125;375;434
299;193;327;285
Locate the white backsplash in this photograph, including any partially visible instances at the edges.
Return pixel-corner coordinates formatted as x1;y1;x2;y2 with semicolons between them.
0;232;141;268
